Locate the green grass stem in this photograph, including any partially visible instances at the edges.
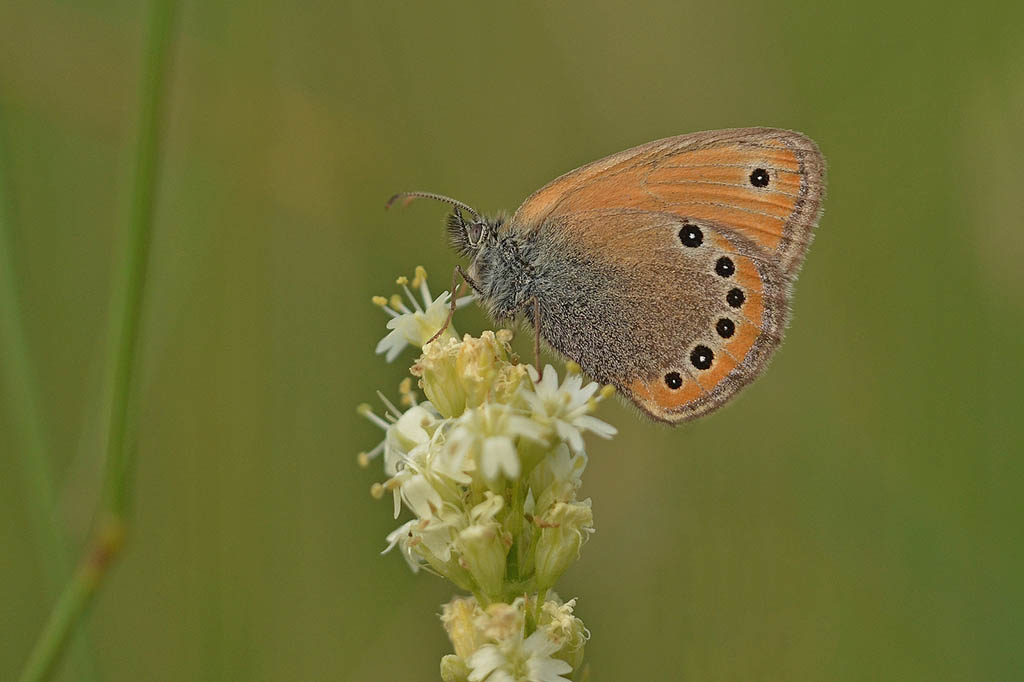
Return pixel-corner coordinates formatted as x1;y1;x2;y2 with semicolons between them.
16;1;179;680
0;100;100;682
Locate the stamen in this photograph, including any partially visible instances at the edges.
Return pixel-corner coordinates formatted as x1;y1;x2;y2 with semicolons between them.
398;377;418;407
365;441;384;460
401;281;423;313
390;294;410;313
376;390;403;419
414;265;432;308
357;403;390;430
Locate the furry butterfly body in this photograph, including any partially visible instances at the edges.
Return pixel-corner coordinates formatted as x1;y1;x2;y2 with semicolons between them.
396;127;825;423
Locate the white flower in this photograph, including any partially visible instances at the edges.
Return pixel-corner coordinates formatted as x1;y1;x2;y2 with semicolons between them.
383;506;467;575
448;403;548;480
374;267;474;362
362;400;472;521
414;506;466;563
388;418;473;520
383;520;422;573
384;404;440;476
530;444;587;520
466;630;572;682
522;366;617;453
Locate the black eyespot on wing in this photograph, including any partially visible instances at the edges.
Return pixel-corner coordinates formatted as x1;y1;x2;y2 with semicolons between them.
749;168;770;187
716;318;735;338
679;224;703;248
715;256;735;278
664;371;683;389
690;345;714;370
727;288;745;308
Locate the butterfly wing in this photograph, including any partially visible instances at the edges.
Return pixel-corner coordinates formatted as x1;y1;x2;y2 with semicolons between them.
511;128;825;422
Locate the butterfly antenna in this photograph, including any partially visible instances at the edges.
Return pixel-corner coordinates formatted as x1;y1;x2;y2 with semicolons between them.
385;191;481;220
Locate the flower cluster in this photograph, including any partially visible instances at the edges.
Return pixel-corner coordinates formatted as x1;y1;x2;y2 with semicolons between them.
358;267;617;682
440;596;588;682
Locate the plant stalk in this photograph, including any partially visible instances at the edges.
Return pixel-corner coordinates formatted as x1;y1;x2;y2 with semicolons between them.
16;1;179;680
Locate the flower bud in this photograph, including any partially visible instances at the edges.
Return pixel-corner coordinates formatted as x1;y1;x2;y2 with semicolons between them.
538;598;589;671
412;337;465;418
458;522;509;599
456;331;505;408
534;500;594;590
441;597;485;659
440;655;469;682
456;331;526;408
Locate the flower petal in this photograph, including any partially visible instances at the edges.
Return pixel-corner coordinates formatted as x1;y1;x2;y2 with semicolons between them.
482;436;519;479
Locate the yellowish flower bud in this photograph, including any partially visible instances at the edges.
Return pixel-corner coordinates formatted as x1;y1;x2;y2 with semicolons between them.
534;500;594;590
456;332;507;409
440;655;469;682
458;522;509;599
412;337;465;418
479;600;525;641
441;597;485;659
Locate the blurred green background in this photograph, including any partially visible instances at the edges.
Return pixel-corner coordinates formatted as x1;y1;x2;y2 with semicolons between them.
2;1;1022;680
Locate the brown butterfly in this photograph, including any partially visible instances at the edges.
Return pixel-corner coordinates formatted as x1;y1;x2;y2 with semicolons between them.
389;128;825;423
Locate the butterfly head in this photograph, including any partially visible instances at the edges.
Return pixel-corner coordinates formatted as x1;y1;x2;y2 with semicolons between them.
446;207;503;258
386;191;502;259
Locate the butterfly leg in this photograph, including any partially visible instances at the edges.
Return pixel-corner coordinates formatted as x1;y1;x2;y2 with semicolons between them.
425;265;481;345
528;296;541;371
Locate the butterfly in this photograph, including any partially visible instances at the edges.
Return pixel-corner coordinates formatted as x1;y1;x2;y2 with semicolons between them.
388;128;825;423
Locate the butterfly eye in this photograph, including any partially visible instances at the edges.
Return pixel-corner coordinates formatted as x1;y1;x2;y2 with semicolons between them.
726;287;745;308
679;224;703;248
664;372;683;389
690;345;714;370
715;318;735;338
714;256;735;278
467;222;484;245
749;168;770;187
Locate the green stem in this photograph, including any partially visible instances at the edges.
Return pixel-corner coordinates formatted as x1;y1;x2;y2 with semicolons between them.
531;588;548;634
0;83;100;682
16;1;178;680
101;0;178;519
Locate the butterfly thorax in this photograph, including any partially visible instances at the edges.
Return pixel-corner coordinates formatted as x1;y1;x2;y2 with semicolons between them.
467;224;539;323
